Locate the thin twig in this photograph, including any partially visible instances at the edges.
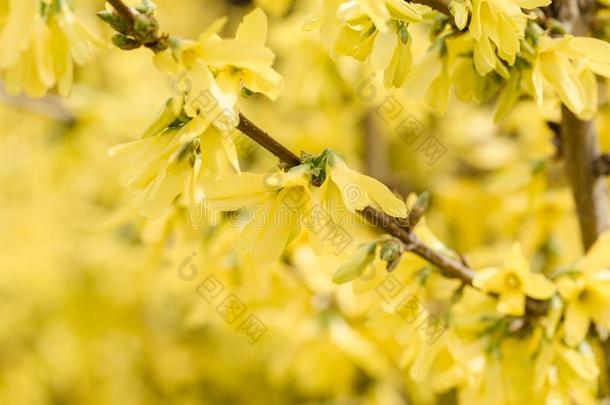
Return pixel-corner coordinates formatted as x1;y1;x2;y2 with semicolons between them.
236;113;300;168
0;83;75;124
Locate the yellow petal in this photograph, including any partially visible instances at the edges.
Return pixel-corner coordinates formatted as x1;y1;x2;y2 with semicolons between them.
384;35;412;88
448;1;468;30
356;0;390;31
578;231;610;272
250;188;301;264
358;175;407;217
473;267;504;293
563;303;590;347
523;273;556;299
0;0;37;67
504;243;529;277
497;290;525;316
539;53;586;115
556;345;599;381
567;37;610;65
386;0;423;23
370;29;396;71
513;0;551;8
204;172;271;209
557;277;583;300
473;36;495;76
235;8;267;45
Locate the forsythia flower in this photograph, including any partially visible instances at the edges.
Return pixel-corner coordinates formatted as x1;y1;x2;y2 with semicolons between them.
313;0;422;87
154;8;283;128
530;35;610;119
203;166;312;264
318;150;408;219
109;9;285;217
534;334;599;403
469;0;549;76
473;243;555;316
0;0;100;97
109;96;239;217
556;232;610;346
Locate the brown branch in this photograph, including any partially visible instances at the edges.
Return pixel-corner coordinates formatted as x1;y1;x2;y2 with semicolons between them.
595;153;610;176
363;112;410;195
237;113;301;168
560;106;610;250
106;0;134;24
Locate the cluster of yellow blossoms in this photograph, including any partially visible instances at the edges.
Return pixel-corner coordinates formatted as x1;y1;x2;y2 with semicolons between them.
315;0;610;120
0;0;100;96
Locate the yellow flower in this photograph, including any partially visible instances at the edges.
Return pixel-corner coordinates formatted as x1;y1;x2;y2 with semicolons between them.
469;0;549;75
370;21;413;88
109;122;202;218
0;0;100;97
198;8;284;101
320;150;408;219
534;333;599;403
152;9;282;158
109;97;241;217
314;0;420;87
355;0;422;31
557;231;610;346
155;8;282;102
202;166;312;264
473;243;555;316
530;35;610;119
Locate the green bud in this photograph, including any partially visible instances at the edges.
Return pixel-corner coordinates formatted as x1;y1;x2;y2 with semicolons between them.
333;243;377;284
380;239;403;272
404;191;429;229
96;10;130;34
112;34;141;50
305;149;331;187
136;0;156;15
397;21;410;45
134;14;158;42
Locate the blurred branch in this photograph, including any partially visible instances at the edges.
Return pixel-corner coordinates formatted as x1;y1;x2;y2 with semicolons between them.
0;83;75;124
555;0;610;396
595;153;610;176
363;112;410;196
560;106;610;250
